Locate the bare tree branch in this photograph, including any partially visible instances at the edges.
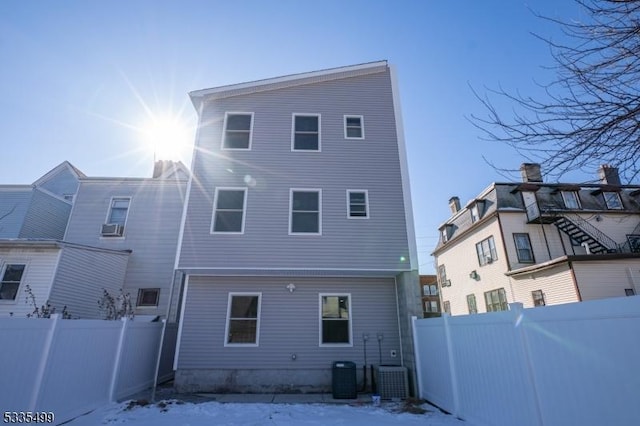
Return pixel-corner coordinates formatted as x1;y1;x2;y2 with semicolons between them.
470;0;640;182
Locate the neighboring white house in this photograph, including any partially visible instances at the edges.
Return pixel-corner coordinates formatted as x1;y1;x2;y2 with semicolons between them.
433;163;640;316
173;61;421;393
0;161;188;320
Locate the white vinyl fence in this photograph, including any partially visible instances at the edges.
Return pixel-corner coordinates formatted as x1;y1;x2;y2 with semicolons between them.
412;296;640;426
0;315;170;425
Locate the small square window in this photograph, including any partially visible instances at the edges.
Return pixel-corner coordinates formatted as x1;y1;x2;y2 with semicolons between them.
344;115;364;139
625;288;636;296
222;113;253;150
137;288;160;307
292;114;320;151
485;288;508;312
603;192;623;209
347;190;369;218
320;294;351;345
627;235;640;253
0;264;26;301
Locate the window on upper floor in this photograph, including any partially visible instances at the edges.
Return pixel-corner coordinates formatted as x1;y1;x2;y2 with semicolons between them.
320;294;351;345
603;191;623;209
0;264;25;301
212;188;247;234
438;264;450;287
532;289;546;307
344;115;364;139
466;294;478;314
485;288;508;312
137;288;160;307
443;300;451;314
476;236;498;266
513;233;535;263
292;114;320;151
102;197;130;237
561;191;581;209
423;284;438;296
222;112;253;150
347;190;369;219
627;235;640;253
290;189;321;234
470;205;479;223
225;293;261;346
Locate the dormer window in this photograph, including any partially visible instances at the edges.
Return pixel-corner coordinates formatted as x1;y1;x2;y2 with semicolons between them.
470;205;479;223
603;192;623;209
561;191;581;209
440;224;454;243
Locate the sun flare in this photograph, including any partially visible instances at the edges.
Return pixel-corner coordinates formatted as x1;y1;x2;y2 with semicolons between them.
141;114;193;161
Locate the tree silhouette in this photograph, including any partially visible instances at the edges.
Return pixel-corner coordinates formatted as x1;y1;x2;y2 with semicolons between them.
471;0;640;182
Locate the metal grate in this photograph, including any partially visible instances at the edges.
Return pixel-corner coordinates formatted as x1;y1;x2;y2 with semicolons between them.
376;366;408;400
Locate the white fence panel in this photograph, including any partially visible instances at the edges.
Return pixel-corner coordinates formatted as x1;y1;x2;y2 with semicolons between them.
413;296;640;426
0;319;50;411
0;316;164;425
113;321;163;400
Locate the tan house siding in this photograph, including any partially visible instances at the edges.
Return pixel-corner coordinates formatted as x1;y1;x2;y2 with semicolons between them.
573;260;640;300
510;263;579;308
437;218;512;315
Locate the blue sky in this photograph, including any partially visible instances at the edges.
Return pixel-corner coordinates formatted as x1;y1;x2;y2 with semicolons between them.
0;0;588;273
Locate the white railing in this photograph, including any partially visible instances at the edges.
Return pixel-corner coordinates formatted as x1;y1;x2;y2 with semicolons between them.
412;297;640;426
0;316;168;425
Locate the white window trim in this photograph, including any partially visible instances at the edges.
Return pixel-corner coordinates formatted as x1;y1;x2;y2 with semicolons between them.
291;113;321;152
346;189;370;219
221;112;254;151
289;188;322;235
136;288;160;308
210;187;248;235
0;261;28;304
561;191;581;209
318;293;353;347
224;292;262;347
343;115;365;140
603;191;623;210
101;196;131;239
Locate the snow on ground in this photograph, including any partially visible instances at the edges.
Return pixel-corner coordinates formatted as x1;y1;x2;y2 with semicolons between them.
67;399;470;426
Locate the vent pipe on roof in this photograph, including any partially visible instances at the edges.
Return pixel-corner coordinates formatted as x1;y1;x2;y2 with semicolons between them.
520;163;543;183
449;196;461;215
598;164;621;186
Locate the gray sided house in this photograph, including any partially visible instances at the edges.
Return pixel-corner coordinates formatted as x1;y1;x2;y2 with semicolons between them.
0;162;84;240
64;161;189;318
174;61;421;393
0;240;129;318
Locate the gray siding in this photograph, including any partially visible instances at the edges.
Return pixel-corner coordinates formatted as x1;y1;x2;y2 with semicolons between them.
64;179;187;317
19;189;71;239
37;168;80;198
178;276;401;370
179;69;410;271
49;246;129;319
0;188;32;238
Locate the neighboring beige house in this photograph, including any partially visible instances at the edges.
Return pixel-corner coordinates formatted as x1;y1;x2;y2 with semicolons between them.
433;163;640;315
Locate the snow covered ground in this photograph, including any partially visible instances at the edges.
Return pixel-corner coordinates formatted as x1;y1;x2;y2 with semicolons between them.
67;399;470;425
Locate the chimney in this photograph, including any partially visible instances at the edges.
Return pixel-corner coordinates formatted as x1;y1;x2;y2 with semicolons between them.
449;196;461;214
598;164;621;186
520;163;543;183
152;160;174;178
